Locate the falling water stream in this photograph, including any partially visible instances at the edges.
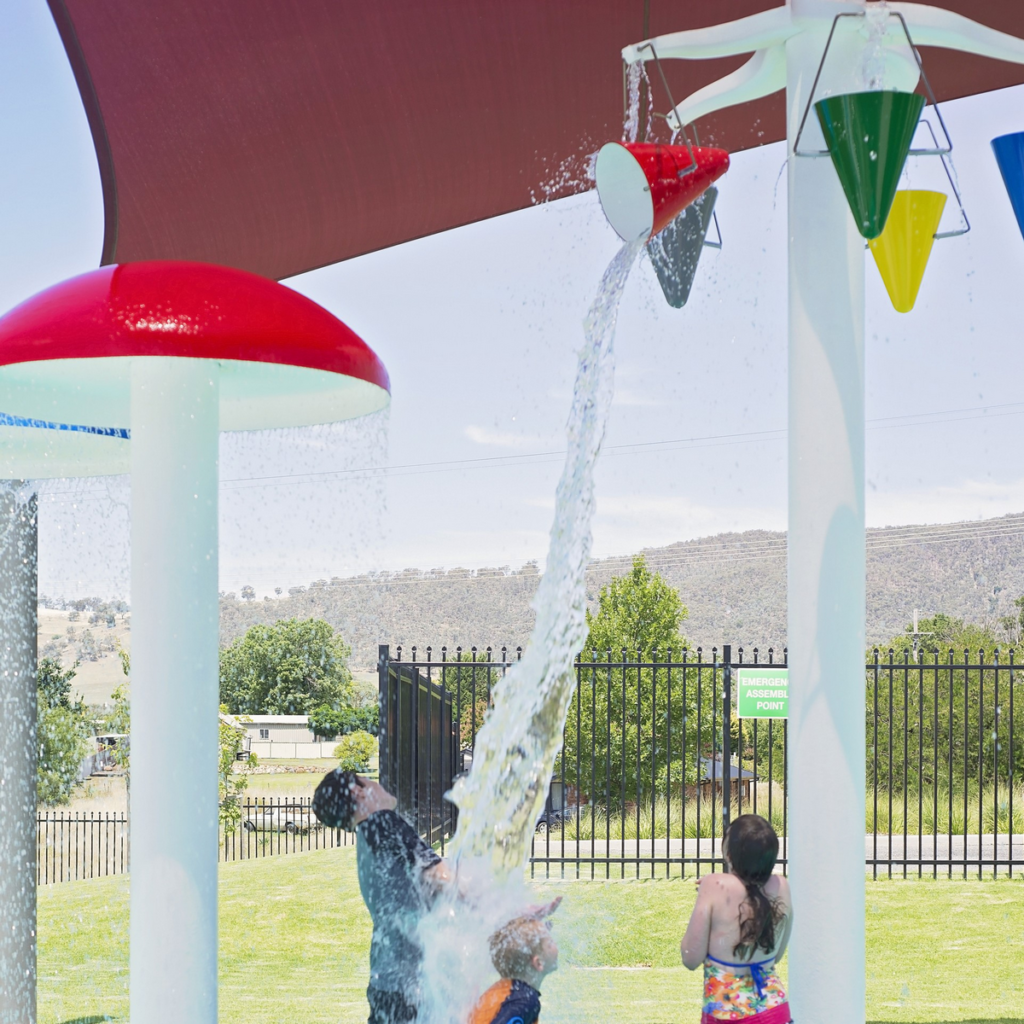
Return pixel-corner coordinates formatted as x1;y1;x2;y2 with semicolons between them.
418;238;643;1024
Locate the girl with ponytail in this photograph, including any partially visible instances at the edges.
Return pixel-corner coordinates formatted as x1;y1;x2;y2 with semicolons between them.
680;814;793;1024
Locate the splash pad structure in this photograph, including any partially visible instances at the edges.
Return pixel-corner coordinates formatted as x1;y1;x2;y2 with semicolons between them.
611;4;1024;1023
7;2;1024;1022
0;261;389;1024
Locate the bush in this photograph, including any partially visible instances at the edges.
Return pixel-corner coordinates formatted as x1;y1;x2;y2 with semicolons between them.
334;730;376;772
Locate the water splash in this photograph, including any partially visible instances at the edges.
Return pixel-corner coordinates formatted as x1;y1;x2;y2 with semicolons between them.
416;239;643;1024
623;62;653;145
448;238;641;876
860;2;890;92
623;62;643;143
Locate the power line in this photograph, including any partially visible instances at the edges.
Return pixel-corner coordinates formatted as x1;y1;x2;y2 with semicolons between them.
35;398;1024;496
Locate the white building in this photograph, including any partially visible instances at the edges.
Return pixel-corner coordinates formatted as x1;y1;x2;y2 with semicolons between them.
242;714;339;759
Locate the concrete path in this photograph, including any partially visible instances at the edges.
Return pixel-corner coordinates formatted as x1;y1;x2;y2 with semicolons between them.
529;833;1024;876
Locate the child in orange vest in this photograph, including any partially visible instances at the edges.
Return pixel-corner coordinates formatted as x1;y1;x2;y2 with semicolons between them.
468;915;559;1024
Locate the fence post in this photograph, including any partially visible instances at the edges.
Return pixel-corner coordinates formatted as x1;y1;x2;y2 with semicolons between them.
378;645;390;792
722;643;732;863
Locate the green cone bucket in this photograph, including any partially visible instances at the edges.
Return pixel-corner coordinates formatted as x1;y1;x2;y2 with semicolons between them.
646;187;718;308
815;90;925;239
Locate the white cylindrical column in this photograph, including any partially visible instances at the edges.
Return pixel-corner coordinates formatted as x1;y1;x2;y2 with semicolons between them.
785;16;866;1024
130;358;219;1024
0;483;37;1024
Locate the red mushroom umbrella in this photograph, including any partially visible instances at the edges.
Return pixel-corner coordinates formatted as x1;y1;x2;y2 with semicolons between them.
0;260;389;1021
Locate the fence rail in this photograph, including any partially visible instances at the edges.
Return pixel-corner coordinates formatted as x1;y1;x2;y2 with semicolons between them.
36;797;355;886
380;644;1024;879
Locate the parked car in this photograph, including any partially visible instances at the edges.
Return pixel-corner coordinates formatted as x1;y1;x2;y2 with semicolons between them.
242;804;317;834
535;809;563;834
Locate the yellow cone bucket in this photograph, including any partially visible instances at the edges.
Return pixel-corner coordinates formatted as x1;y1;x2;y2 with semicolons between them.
867;190;946;313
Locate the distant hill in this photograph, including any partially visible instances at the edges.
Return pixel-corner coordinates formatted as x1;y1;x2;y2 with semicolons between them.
219;512;1024;669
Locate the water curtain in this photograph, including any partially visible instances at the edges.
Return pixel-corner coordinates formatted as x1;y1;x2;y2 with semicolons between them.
448;239;642;877
416;240;642;1024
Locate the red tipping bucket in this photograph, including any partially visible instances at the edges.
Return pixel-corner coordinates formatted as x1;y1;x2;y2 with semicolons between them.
596;142;730;242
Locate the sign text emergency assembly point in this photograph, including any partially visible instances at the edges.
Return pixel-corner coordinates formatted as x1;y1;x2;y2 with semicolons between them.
736;667;789;719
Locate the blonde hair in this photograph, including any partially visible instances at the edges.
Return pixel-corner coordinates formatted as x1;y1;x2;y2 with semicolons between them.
489;917;549;979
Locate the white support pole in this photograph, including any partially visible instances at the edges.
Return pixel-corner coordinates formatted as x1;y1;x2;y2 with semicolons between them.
785;12;866;1024
130;358;219;1024
0;483;37;1024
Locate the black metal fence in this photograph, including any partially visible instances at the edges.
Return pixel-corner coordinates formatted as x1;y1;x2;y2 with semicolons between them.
37;796;355;885
40;646;1023;885
867;648;1023;879
37;809;129;885
379;644;1024;879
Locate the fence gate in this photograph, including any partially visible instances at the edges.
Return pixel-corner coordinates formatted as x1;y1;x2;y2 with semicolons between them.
378;644;458;849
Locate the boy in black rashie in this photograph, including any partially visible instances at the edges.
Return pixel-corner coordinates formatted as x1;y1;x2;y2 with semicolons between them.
467;915;559;1024
312;770;452;1024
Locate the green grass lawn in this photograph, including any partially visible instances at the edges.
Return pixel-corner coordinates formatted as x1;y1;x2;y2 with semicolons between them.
38;848;1024;1024
243;758;377;798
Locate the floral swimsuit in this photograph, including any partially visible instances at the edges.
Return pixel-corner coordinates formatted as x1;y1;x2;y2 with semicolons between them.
701;955;791;1024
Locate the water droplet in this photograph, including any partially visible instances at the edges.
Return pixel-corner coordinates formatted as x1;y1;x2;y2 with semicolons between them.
869;151;877;161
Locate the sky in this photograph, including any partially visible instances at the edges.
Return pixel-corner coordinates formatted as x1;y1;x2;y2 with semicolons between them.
4;0;1024;598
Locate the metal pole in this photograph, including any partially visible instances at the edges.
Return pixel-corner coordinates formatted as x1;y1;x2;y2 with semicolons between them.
378;644;389;792
786;9;866;1024
130;359;219;1024
722;643;732;855
0;482;37;1024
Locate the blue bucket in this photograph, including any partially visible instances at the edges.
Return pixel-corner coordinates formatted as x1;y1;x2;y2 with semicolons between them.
991;131;1024;241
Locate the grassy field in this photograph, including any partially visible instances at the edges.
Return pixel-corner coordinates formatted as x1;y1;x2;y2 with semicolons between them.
38;848;1023;1024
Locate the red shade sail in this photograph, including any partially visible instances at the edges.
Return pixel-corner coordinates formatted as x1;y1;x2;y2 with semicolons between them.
45;0;1024;280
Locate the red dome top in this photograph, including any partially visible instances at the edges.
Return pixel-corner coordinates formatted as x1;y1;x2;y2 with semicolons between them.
0;261;389;393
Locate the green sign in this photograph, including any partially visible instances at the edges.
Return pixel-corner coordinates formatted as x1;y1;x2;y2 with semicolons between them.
736;668;788;719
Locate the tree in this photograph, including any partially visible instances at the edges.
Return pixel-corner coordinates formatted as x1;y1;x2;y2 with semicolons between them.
241;585;256;601
560;557;700;803
866;613;1017;794
219;707;258;833
999;595;1024;645
105;643;132;781
459;697;490;748
583;556;689;657
308;703;378;739
37;658;91;806
436;648;510;749
880;612;998;660
219;618;353;714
